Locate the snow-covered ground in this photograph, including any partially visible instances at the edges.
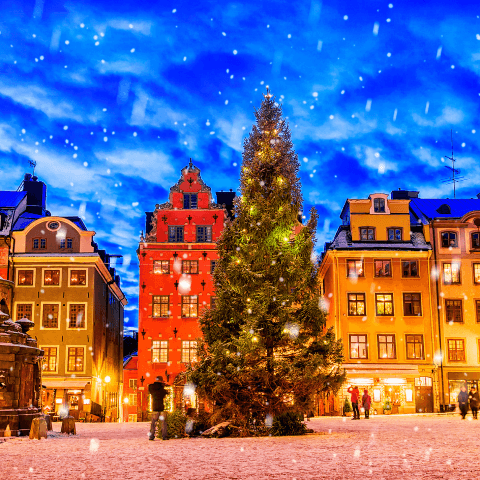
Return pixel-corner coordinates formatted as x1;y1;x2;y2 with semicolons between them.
2;414;479;479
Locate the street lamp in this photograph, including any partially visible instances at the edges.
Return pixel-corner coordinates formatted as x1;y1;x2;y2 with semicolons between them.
103;376;111;422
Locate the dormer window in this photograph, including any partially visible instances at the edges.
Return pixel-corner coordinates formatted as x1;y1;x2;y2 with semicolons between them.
360;227;375;241
183;194;198;209
441;231;457;248
388;228;402;241
374;198;385;213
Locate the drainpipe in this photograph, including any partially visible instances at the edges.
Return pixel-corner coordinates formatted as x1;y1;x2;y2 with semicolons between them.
431;223;446;412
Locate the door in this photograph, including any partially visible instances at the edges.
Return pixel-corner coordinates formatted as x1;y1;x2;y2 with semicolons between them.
415;386;433;413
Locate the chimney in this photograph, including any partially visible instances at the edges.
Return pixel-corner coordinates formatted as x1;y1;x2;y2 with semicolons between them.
476;193;480;199
391;189;419;200
22;174;47;215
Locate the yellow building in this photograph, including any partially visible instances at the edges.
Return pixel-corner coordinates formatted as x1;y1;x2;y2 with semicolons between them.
320;192;437;414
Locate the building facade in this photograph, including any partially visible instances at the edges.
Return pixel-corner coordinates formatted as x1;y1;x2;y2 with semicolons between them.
137;160;234;418
122;352;138;422
4;174;127;421
320;192;437;414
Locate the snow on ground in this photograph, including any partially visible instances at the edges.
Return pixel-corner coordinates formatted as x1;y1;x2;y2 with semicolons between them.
1;414;479;479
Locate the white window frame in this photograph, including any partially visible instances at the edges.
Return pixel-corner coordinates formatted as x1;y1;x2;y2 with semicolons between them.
16;268;36;287
66;302;88;330
40;302;61;330
41;267;62;288
39;345;59;374
68;268;88;287
128;393;137;406
65;345;86;374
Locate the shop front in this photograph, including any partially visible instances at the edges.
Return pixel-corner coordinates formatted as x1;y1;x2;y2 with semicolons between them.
446;372;480;410
42;379;90;420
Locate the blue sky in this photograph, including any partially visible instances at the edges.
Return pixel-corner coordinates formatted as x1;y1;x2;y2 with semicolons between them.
1;0;480;332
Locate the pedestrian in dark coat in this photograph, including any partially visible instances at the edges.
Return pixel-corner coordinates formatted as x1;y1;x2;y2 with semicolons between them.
362;389;372;419
458;386;469;419
468;386;479;419
348;385;360;419
148;376;169;440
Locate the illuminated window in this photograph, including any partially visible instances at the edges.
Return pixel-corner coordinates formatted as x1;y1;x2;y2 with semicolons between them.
474;264;480;284
406;335;424;360
476;301;480;323
68;304;86;328
196;226;212;242
347;259;364;277
445;299;463;323
447;339;465;362
441;231;457;248
403;293;422;316
42;347;57;372
181;341;197;363
183;193;198;209
360;227;375;240
402;260;418;277
152;296;169;318
42;304;59;328
152;340;168;363
375;259;392;277
153;260;169;274
129;379;137;389
374;198;385;213
44;270;60;286
348;293;366;316
168;226;184;242
375;293;394;316
182;260;199;274
378;334;396;359
388;228;402;241
70;270;86;285
349;334;368;359
128;393;137;406
16;303;32;320
443;263;460;284
67;347;84;372
18;270;34;286
181;296;198;317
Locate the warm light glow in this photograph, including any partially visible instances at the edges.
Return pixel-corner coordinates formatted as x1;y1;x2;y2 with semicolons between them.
124;397;129;404
104;376;111;383
405;389;413;402
83;399;91;405
252;336;258;342
55;398;63;404
384;378;407;385
350;378;374;385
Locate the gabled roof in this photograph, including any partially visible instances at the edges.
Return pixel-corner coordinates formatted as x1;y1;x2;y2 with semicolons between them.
0;191;26;208
123;352;138;369
410;198;480;222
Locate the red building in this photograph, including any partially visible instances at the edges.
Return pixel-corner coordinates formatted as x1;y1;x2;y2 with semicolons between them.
137;160;234;418
122;352;138;422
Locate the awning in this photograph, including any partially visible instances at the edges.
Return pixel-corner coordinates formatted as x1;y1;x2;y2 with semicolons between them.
343;364;420;376
448;372;480;380
42;378;90;389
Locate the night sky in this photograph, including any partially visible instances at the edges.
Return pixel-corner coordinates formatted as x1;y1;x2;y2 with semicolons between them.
1;0;480;332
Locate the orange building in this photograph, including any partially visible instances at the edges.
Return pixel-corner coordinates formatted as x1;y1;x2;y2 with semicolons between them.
320;192;437;414
137;160;234;418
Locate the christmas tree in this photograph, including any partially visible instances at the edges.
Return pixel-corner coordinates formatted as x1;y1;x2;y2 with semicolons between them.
189;91;345;428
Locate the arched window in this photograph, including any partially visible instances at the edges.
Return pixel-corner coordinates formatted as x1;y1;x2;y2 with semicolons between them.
441;231;457;248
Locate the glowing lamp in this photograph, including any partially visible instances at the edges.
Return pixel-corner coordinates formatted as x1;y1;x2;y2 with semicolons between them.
104;376;111;383
55;398;63;404
124;397;129;404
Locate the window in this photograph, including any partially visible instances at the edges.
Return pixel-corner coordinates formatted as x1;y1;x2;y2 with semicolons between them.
196;225;212;242
349;334;368;359
183;193;198;209
70;270;86;286
67;238;73;249
44;270;60;286
402;260;418;277
211;297;216;308
388;228;402;241
476;300;480;323
374;198;385;213
152;340;168;363
403;293;422;316
33;238;39;249
18;270;34;286
60;239;65;248
153;260;169;274
129;379;137;390
447;339;465;362
181;340;197;363
168;226;184;242
68;304;86;328
40;238;46;249
210;260;217;274
128;393;137;406
42;304;59;328
360;228;375;240
33;238;46;249
376;293;394;316
378;334;396;359
347;259;364;277
42;347;57;372
441;231;457;248
152;296;169;318
67;347;84;372
181;295;198;317
443;263;460;284
472;232;480;249
406;335;424;360
16;303;33;320
474;264;480;284
348;293;366;316
445;299;463;323
375;259;392;277
182;260;199;274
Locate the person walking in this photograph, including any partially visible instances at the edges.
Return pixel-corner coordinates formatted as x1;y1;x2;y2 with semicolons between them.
348;385;360;420
458;385;469;420
362;389;371;419
468;386;479;419
148;376;169;440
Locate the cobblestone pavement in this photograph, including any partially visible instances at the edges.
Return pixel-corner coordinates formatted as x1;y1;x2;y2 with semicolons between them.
1;414;479;479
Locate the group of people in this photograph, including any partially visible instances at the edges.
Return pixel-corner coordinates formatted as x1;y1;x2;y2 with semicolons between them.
347;385;371;419
458;385;479;419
